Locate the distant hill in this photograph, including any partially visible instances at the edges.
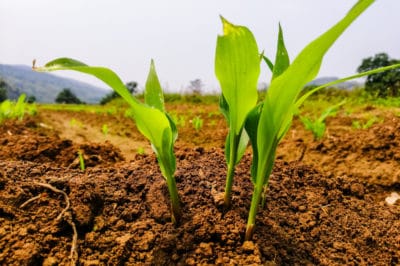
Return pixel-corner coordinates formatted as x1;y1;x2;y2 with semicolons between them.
307;76;362;90
0;64;109;103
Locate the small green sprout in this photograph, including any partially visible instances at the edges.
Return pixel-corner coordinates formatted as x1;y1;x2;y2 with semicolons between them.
300;101;345;140
137;146;146;155
34;59;182;224
0;94;31;123
192;116;203;131
69;118;82;128
170;113;186;127
352;115;381;129
78;150;85;171
101;124;109;136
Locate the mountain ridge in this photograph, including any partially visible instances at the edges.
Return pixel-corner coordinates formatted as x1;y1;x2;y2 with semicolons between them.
0;64;109;103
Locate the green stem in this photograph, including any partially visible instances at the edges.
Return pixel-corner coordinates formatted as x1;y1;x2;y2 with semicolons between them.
159;154;182;225
246;146;276;240
165;173;182;225
245;183;263;241
224;133;240;208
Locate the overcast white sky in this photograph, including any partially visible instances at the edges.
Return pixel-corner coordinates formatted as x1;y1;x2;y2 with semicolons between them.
1;0;399;93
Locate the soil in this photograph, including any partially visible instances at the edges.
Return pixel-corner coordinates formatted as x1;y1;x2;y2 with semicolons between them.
1;105;400;265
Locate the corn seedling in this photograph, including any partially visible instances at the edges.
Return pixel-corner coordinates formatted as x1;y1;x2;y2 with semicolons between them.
171;113;186;128
101;124;109;136
352;115;381;129
34;59;182;224
137;146;146;155
216;0;400;240
192;116;203;131
69;118;82;128
0;94;30;123
300;101;345;140
78;150;85;171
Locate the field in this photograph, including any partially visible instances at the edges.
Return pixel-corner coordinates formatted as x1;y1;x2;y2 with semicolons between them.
1;94;400;265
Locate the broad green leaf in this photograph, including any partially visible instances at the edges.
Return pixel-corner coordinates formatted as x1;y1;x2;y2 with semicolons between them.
145;59;165;111
35;58;139;108
34;57;171;152
215;16;260;135
271;24;290;80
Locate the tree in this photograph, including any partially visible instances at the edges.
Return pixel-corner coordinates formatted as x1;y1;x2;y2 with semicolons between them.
357;53;400;97
187;79;203;94
27;95;36;103
0;87;7;102
0;79;10;102
55;88;82;104
100;81;138;105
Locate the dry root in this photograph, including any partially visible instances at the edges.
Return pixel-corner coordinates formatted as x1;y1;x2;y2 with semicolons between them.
20;182;78;266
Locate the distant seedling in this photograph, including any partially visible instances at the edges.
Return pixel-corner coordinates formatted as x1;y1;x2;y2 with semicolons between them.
69;118;83;128
352;116;382;129
0;94;35;123
136;146;146;155
101;124;109;136
192;116;203;131
78;150;85;171
300;101;345;140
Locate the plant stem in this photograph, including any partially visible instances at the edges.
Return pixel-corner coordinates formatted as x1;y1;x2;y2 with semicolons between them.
224;134;239;208
165;173;182;225
246;147;276;240
245;183;263;241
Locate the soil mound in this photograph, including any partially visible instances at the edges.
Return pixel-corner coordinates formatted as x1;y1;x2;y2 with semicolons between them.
1;148;399;265
0;119;124;168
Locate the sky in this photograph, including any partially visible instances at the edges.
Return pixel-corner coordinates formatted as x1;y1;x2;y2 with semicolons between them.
1;0;399;93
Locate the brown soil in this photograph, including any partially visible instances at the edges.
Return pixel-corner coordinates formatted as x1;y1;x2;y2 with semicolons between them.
1;106;400;265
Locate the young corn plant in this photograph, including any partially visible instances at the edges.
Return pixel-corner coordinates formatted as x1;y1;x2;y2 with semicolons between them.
215;16;260;208
78;150;85;171
192;116;203;131
34;59;182;224
300;100;345;140
216;0;400;240
0;94;31;123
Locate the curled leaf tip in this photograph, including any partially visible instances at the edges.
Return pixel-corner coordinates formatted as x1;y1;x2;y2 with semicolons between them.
32;59;36;69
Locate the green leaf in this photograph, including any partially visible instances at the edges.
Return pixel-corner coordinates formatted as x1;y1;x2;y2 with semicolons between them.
295;63;400;109
262;54;274;72
219;93;230;123
236;129;249;164
244;103;263;183
145;59;165;111
271;24;290;80
215;16;260;135
35;57;139;108
34;57;171;153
